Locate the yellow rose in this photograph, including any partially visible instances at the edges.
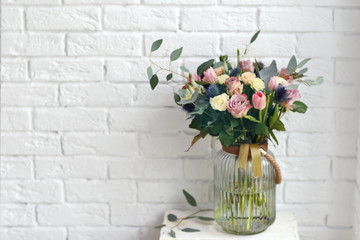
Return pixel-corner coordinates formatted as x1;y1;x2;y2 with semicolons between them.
277;77;287;85
250;78;265;91
240;72;256;85
216;74;230;85
210;93;229;111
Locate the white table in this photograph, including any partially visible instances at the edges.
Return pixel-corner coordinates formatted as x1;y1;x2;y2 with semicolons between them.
159;210;300;240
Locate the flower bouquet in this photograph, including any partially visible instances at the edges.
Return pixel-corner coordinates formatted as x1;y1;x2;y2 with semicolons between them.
147;31;322;235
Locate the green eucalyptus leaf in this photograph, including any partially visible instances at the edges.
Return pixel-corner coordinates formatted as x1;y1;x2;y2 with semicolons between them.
291;101;308;113
182;228;200;232
297;58;311;69
167;214;177;222
213;61;223;69
250;30;261;44
170;230;176;238
150;74;159;90
155;224;166;229
287;55;297;73
177;90;199;104
297;68;308;75
198;216;215;221
244;115;261;123
147;66;153;80
285;84;299;90
269;105;279;128
170;47;183;61
166;73;173;81
180;66;190;72
183;189;197;207
194;81;209;86
260;60;277;91
303;76;324;86
174;93;181;106
272;120;286;131
197;59;215;75
151;39;163;52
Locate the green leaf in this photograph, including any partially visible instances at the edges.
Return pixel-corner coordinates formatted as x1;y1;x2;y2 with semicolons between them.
297;68;308;75
182;228;200;232
177;90;199;104
194;81;209;86
151;39;163;52
150;74;159;90
297;58;311;69
269;105;279;128
198;216;215;221
184;216;197;220
155;224;166;229
147;66;153;80
170;230;176;238
250;30;261;44
303;76;324;86
285;84;299;90
291;100;308;113
272;120;286;131
260;60;278;91
182;189;197;207
253;122;270;137
167;214;178;222
269;129;279;145
170;47;183;61
230;118;239;128
180;66;190;72
197;59;215;75
166;73;173;81
287;55;297;73
174;93;181;105
219;131;233;148
244;115;261;123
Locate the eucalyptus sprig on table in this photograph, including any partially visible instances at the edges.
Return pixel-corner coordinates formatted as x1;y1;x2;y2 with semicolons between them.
155;189;213;238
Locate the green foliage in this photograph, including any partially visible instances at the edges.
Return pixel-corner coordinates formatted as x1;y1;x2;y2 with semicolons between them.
166;73;173;81
197;59;214;75
303;76;324;86
170;47;183;61
183;189;197;207
198;216;215;221
147;66;153;80
168;214;178;222
219;131;233;148
174;93;181;105
151;39;163;52
298;68;308;75
287;55;297;73
253;122;270;137
155;224;166;228
272;120;286;131
291;101;308;113
250;30;261;44
170;230;176;238
244;115;261;123
296;58;311;69
182;228;200;232
285;84;299;90
260;60;277;91
150;74;159;90
181;66;190;72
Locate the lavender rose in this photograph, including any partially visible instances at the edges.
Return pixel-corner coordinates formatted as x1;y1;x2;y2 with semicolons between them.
226;93;252;118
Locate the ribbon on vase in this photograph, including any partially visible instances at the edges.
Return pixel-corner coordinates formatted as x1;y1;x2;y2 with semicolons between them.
237;143;262;178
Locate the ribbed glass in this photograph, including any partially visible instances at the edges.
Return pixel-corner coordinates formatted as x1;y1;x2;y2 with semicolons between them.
214;148;276;235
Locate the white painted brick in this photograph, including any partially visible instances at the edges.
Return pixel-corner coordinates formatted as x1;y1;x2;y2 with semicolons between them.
140;133;211;158
1;157;32;179
221;0;297;5
65;0;139;3
138;181;210;203
63;133;138;156
303;58;334;83
1;33;64;56
108;108;188;133
69;227;139;240
34;108;106;131
1;109;31;131
285;182;354;203
336;110;357;133
108;158;183;179
65;180;136;203
27;7;100;31
298;33;360;58
2;0;60;4
136;84;178;107
335;9;360;32
1;59;29;82
37;204;108;226
181;8;256;31
104;6;178;31
145;33;219;57
332;158;357;180
30;59;103;82
268;132;287;157
0;180;62;203
1;7;23;30
145;0;215;4
0;228;66;240
277;204;327;226
327;203;353;227
222;33;296;57
1;133;61;156
335;60;360;83
67;34;141;56
277;156;331;180
60;83;135;107
299;227;352;240
140;227;161;240
1;84;58;107
299;0;360;7
0;204;35;226
260;7;332;32
184;159;213;180
35;157;107;179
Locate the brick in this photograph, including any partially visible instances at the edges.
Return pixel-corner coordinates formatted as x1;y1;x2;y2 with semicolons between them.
65;180;136;203
335;9;360;32
1;157;32;179
34;108;107;131
298;33;360;58
145;33;219;57
37;204;108;226
69;227;139;240
181;8;256;31
260;7;332;31
1;84;58;107
67;34;141;56
27;7;100;31
302;58;334;83
327;203;353;227
108;158;183;179
35;157;107;179
332;158;357;180
1;59;29;82
136;84;178;107
1;109;31;131
0;204;35;226
104;6;178;31
2;0;60;4
30;59;103;82
1;133;61;156
140;227;162;240
299;227;352;240
335;110;357;133
63;133;138;156
1;7;23;30
1;180;62;203
108;108;188;133
277;156;331;180
65;0;139;3
335;60;360;83
0;228;66;240
299;0;360;7
284;182;354;203
184;159;213;180
60;83;135;107
138;181;210;203
1;33;64;56
145;0;216;4
221;0;297;5
277;204;327;226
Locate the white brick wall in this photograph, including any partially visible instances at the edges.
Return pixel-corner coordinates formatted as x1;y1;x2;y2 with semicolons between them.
1;1;359;240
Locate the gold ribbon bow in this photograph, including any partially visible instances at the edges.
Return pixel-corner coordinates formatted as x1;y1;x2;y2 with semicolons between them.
237;143;262;178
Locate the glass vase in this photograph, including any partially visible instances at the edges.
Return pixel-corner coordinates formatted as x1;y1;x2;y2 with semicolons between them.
214;145;276;235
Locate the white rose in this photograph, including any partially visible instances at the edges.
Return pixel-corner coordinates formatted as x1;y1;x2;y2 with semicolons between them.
210;93;229;111
216;74;230;85
250;78;265;91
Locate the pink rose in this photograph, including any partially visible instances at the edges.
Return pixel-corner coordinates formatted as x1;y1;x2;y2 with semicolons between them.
225;77;243;95
203;67;217;84
278;68;294;84
252;91;266;110
226;94;252;118
281;89;301;110
268;76;279;91
240;60;255;73
186;74;201;83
